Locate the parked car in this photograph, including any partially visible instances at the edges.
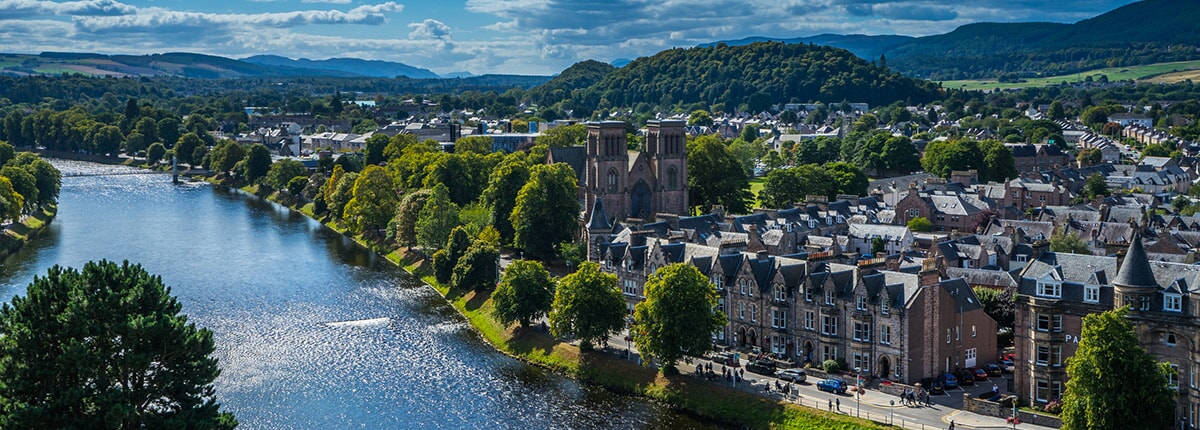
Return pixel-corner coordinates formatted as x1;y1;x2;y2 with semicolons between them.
919;377;946;395
984;363;1002;377
712;352;739;367
955;369;975;385
817;379;848;394
746;359;776;375
1000;359;1015;373
775;368;807;383
972;367;989;381
938;372;959;389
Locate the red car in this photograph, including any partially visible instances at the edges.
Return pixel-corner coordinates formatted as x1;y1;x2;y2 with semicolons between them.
972;367;989;381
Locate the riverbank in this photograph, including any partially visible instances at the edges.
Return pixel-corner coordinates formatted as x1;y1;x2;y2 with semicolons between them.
225;183;893;430
0;206;56;262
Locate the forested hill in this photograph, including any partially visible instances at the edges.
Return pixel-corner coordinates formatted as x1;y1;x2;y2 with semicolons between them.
868;0;1200;80
567;42;941;114
527;60;615;108
705;0;1200;81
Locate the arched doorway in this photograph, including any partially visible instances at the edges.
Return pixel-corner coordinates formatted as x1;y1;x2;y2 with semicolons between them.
803;341;814;364
737;326;747;347
747;329;758;349
878;355;892;380
629;180;652;219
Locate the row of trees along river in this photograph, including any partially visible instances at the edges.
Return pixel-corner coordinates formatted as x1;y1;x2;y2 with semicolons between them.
0;160;714;429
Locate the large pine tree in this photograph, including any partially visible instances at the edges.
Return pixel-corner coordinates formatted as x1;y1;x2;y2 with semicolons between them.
0;260;237;429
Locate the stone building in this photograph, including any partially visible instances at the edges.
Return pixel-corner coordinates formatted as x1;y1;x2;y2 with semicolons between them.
599;228;997;385
1014;234;1200;427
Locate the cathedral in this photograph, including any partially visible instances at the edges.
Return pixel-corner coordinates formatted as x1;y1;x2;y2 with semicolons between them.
549;119;689;223
547;120;689;261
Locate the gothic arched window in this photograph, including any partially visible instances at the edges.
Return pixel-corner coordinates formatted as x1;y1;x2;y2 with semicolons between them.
607;168;619;193
667;165;679;190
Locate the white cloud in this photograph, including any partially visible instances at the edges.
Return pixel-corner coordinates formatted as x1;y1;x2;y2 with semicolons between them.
73;2;405;33
301;0;351;3
0;0;135;19
407;18;450;40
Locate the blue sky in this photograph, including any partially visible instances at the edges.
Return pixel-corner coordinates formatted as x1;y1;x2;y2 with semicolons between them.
0;0;1138;76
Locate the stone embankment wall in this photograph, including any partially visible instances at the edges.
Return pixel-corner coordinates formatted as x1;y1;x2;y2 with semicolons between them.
961;393;1062;428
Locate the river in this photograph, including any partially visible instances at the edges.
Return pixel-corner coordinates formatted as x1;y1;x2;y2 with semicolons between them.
0;160;711;429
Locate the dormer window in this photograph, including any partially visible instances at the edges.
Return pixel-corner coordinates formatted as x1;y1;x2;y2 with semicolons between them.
805;287;813;303
1165;293;1182;312
856;296;867;311
1036;280;1061;298
774;286;786;302
881;301;890;315
824;290;834;305
1084;284;1100;303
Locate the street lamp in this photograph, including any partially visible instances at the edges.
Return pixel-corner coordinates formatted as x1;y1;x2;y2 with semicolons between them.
889;399;895;425
854;366;862;418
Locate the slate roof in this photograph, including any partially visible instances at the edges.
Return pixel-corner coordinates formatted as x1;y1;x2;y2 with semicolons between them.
940;278;984;312
1112;233;1159;289
548;146;586;184
588;198;612;230
947;267;1018;289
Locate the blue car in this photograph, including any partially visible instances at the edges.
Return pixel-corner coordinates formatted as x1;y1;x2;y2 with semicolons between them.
938;372;959;389
817;379;848;394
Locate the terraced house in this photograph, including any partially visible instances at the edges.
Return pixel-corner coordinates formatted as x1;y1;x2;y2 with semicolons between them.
596;215;996;384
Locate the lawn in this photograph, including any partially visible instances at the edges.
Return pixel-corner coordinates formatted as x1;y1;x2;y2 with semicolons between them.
942;59;1200;91
750;176;765;208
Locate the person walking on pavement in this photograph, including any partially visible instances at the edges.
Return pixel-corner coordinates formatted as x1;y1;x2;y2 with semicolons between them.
836;398;841;412
948;419;955;430
828;398;833;411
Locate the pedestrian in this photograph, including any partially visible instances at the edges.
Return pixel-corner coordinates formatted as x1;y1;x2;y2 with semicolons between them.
836;398;841;412
948;419;955;430
828;398;833;411
992;383;999;395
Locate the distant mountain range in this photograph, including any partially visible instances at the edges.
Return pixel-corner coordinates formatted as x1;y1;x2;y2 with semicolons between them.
0;51;443;79
239;55;439;79
702;0;1200;80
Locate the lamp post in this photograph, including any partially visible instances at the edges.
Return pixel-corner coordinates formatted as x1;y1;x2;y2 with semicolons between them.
889;399;895;425
854;366;862;418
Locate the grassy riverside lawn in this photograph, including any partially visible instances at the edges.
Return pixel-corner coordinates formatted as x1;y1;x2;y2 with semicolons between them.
214;180;895;429
0;205;56;260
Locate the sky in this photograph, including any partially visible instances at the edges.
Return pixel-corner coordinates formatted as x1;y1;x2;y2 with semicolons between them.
0;0;1140;76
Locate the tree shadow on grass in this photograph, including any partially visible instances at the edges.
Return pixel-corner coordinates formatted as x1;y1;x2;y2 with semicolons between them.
463;288;491;312
503;326;564;363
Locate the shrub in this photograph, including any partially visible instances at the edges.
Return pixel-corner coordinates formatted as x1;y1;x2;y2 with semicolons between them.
432;249;452;284
1043;399;1062;414
823;359;841;373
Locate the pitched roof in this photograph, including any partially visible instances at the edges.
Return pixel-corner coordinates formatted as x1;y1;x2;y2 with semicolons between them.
1112;233;1159;289
548;146;586;184
588;198;612;230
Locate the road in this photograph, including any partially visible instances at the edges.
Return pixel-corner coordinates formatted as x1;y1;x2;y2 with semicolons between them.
601;329;1055;430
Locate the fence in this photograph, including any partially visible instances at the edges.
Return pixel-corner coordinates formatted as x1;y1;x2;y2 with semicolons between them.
961;393;1062;428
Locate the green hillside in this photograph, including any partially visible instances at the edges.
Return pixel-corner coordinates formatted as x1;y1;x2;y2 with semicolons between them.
944;59;1200;91
527;60;615;107
564;42;941;115
885;0;1200;80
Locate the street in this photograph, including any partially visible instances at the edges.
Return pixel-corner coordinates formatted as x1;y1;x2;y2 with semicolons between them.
601;329;1056;430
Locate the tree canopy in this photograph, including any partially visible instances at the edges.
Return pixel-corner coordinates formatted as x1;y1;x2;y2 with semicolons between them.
687;135;752;214
416;183;460;251
0;260;237;429
548;262;626;350
632;263;726;373
491;260;555;329
511;163;580;260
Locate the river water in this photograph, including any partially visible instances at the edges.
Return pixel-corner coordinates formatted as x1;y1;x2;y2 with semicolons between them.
0;161;710;429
